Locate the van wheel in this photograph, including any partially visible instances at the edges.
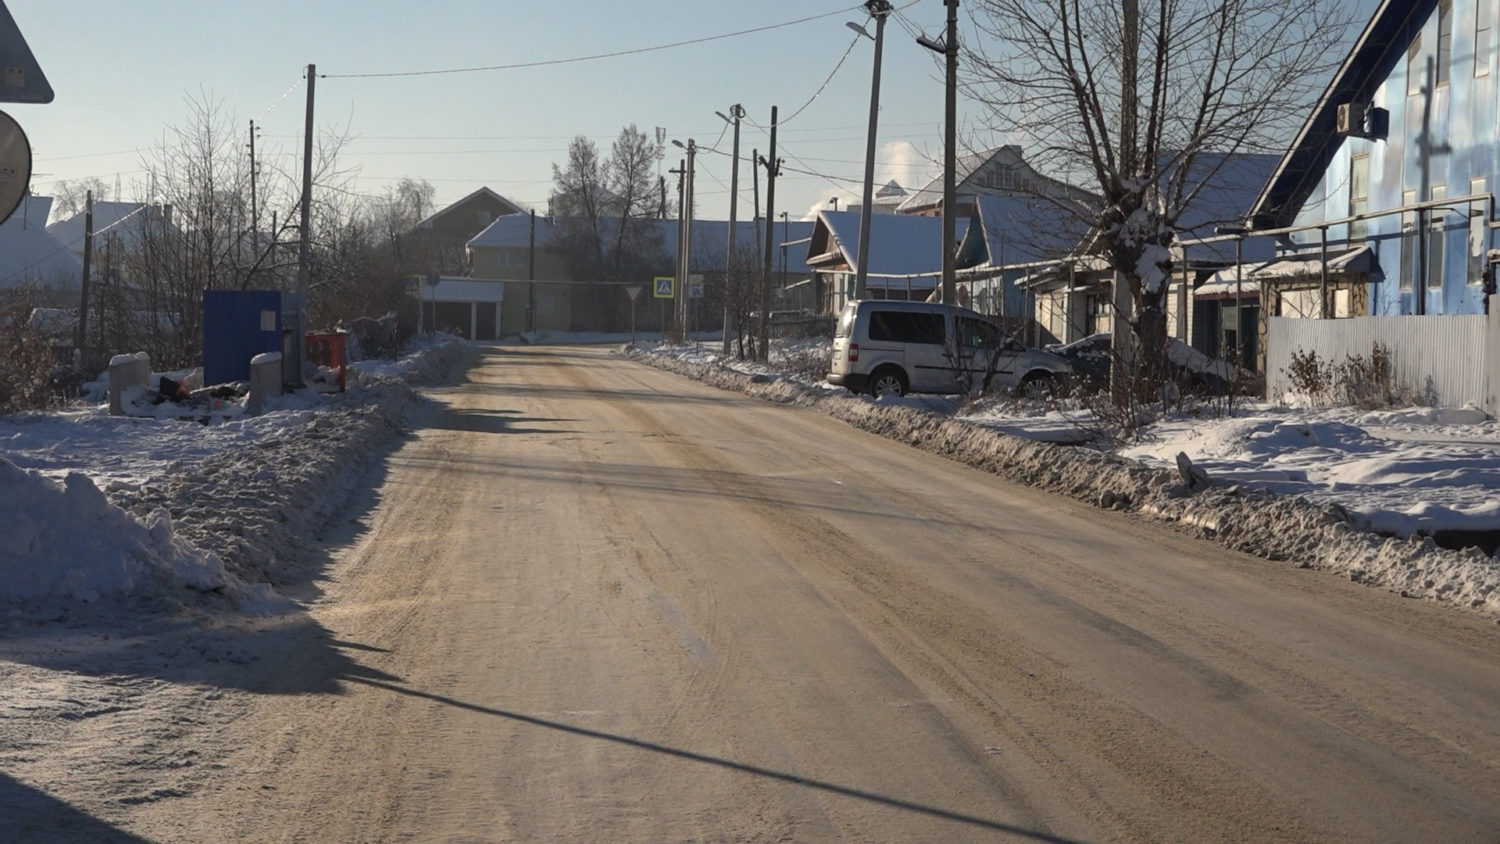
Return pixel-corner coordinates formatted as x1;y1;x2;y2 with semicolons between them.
869;367;908;398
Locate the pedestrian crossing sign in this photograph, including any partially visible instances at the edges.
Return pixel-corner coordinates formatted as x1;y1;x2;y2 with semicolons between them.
653;276;675;298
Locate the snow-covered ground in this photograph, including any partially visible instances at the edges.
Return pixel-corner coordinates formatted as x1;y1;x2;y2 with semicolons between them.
4;331;1499;623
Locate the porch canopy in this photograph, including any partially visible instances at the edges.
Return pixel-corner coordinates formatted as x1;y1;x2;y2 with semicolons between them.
1195;245;1372;298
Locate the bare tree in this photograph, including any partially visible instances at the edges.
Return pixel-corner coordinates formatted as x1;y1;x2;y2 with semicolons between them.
551;135;608;274
50;177;113;222
605;124;664;273
966;0;1351;394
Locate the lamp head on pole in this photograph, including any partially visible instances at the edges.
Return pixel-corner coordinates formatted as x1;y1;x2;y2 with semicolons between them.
846;21;872;40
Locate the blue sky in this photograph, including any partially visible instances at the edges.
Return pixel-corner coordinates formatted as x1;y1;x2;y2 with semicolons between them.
8;0;1381;225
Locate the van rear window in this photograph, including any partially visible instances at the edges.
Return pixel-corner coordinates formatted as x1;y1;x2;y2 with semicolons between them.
868;311;944;344
836;307;856;338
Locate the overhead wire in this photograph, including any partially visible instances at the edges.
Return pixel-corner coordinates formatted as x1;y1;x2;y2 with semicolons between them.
320;6;866;79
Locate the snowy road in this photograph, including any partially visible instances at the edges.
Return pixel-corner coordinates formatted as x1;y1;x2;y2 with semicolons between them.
104;345;1500;841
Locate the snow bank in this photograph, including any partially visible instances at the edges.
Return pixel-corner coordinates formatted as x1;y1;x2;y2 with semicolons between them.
0;459;237;605
2;336;476;612
630;347;1500;621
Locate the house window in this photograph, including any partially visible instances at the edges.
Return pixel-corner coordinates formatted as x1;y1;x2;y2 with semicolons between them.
1428;186;1447;289
1350;155;1369;240
1478;0;1496;76
1408;33;1424;95
1438;0;1454;86
1400;189;1417;289
476;209;492;226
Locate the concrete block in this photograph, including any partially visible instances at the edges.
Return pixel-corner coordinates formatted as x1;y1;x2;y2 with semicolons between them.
108;352;150;416
247;352;283;416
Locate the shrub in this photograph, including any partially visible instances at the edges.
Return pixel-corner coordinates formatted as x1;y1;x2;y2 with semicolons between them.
0;292;67;413
1283;343;1398;408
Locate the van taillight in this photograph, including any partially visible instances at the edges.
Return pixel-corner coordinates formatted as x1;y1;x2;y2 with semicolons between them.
848;343;859;362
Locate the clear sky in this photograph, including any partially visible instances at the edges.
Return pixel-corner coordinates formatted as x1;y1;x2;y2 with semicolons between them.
6;0;1382;225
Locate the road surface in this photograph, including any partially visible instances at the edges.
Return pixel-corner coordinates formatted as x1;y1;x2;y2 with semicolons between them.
130;345;1500;842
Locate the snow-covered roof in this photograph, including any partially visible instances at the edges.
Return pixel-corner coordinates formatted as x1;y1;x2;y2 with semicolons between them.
467;214;818;274
956;194;1093;271
467;212;551;249
45;201;166;253
0;195;84;291
1173;153;1281;265
806;209;968;278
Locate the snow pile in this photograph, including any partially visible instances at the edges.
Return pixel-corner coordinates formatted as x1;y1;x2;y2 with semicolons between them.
0;335;476;611
0;459;232;604
630;345;1500;621
1120;406;1500;539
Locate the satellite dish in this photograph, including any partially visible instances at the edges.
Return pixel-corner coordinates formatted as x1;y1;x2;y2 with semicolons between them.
0;109;31;226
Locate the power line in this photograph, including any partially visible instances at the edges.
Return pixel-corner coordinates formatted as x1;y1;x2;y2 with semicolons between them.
321;6;866;79
778;29;863;126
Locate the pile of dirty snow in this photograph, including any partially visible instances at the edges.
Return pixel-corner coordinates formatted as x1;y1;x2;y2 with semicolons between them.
0;336;475;613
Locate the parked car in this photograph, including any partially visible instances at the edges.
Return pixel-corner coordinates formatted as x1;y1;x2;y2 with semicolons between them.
827;299;1073;398
1046;332;1244;394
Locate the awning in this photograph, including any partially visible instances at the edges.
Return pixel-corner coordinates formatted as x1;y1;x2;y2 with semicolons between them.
1248;244;1373;281
1195;245;1372;298
1196;266;1264;298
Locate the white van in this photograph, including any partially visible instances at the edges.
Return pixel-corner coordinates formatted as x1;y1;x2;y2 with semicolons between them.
827;300;1072;397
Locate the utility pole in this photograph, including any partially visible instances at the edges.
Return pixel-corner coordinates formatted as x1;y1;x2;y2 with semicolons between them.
751;147;762;269
294;63;315;387
247;119;260;286
671;160;685;341
672;138;696;343
75;191;93;368
758;106;780;363
528;209;536;334
854;0;892;301
248;120;260;240
940;0;958;303
918;3;960;303
719;104;744;355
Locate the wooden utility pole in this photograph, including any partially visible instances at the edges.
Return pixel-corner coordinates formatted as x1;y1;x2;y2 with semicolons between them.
758;106;779;363
294;63;315;386
75;191;93;367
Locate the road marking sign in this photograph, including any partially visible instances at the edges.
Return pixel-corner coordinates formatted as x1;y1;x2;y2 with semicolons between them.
653;276;675;299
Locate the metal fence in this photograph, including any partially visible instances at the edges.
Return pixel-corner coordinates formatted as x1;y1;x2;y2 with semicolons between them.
1265;314;1488;408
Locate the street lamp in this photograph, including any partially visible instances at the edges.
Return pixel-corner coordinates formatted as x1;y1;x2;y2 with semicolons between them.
829;197;840;212
850;0;892;301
